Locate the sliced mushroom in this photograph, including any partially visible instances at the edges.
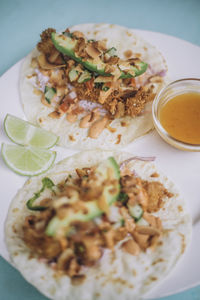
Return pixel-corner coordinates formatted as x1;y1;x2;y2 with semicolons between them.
38;53;66;70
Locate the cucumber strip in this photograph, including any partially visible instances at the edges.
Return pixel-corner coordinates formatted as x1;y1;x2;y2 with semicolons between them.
44;86;56;104
128;204;143;221
78;70;92;83
68;69;79;82
106;47;117;56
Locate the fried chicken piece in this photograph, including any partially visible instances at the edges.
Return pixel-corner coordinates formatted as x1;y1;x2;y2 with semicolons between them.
37;28;56;55
37;28;64;65
142;181;173;212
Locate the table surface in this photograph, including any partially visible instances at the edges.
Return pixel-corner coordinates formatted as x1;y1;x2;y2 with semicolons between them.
1;0;200;299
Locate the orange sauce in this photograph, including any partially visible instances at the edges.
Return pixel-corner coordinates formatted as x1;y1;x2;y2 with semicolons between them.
159;92;200;144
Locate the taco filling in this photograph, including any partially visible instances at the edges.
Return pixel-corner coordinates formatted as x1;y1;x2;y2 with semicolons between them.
22;156;173;284
21;24;168;148
31;28;156;139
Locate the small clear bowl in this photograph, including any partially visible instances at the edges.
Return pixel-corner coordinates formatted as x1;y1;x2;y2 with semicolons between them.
152;78;200;151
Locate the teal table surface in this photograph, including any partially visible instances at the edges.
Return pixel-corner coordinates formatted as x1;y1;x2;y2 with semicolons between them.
0;0;200;299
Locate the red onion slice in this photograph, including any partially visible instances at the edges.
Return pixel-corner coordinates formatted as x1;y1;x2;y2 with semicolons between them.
120;156;156;170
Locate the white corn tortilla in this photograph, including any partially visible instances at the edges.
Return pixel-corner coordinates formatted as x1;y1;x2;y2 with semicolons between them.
5;150;192;300
20;23;169;150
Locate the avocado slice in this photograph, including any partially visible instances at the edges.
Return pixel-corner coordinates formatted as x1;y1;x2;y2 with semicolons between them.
120;62;148;79
51;32;109;76
46;157;120;237
51;32;148;78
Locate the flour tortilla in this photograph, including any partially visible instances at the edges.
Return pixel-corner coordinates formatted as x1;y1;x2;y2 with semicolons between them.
20;23;169;150
5;150;191;300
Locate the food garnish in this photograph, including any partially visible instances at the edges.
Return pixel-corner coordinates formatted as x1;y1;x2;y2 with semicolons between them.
27;177;55;210
2;114;58;176
1;143;56;176
4;114;58;148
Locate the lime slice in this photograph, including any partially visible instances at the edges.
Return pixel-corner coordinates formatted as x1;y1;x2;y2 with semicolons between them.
4;114;58;148
1;143;56;176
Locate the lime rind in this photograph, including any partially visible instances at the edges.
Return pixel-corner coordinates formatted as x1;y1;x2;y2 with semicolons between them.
4;114;59;149
1;143;56;176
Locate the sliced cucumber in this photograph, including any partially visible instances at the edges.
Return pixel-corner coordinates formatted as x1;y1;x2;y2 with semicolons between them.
68;68;79;82
77;70;92;83
128;204;143;221
106;47;117;57
44;86;56;104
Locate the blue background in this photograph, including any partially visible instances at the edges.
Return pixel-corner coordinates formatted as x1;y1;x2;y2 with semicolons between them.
0;0;200;299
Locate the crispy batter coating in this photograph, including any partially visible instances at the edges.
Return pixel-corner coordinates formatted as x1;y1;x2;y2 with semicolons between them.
37;28;56;55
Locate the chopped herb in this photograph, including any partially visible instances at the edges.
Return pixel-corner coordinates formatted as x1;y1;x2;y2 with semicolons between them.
88;39;96;42
94;82;103;89
102;86;110;92
118;192;128;204
120;219;125;226
26;177;55;211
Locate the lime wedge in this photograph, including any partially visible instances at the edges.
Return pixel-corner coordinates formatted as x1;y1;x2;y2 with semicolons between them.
1;143;56;176
4;114;58;148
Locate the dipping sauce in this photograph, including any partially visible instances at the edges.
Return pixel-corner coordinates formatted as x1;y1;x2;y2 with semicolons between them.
159;92;200;144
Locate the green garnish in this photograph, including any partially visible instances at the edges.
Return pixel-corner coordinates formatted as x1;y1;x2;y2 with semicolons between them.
26;177;55;211
102;86;110;92
118;192;128;204
106;47;117;56
94;82;103;89
120;219;125;226
44;86;56;104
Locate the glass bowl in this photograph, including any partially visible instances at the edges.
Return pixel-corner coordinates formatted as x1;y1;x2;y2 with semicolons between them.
152;78;200;151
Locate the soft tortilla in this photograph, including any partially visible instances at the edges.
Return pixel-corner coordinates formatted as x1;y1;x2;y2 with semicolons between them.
5;150;191;300
20;23;168;150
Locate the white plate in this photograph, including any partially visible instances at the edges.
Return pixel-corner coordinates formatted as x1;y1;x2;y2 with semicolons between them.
0;30;200;299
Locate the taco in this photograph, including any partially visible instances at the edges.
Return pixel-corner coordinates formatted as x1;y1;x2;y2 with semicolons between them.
20;23;168;149
5;151;191;300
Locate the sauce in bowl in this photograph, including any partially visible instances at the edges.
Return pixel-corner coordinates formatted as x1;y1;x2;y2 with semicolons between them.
159;92;200;144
